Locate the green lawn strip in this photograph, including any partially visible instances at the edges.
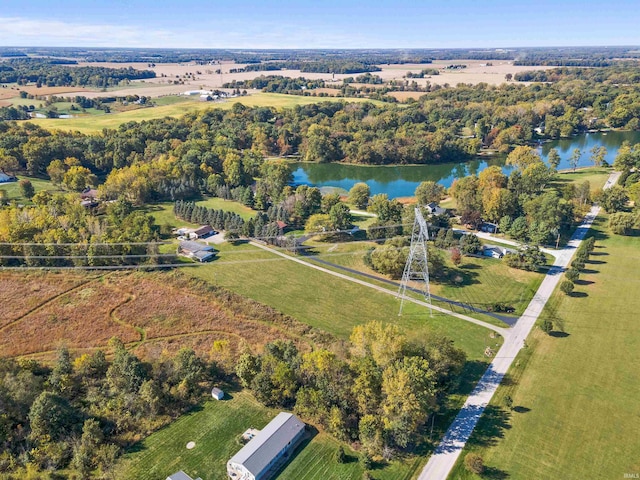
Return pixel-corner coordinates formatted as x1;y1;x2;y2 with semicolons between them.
302;239;538;320
119;390;275;480
0;175;60;203
552;166;612;191
449;214;640;480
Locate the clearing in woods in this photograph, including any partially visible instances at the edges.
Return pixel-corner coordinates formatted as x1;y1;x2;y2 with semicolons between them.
119;389;418;480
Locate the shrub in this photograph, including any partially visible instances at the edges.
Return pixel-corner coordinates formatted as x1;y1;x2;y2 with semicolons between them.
609;212;635;235
464;452;485;474
560;280;575;296
335;445;346;464
541;318;553;333
565;268;580;283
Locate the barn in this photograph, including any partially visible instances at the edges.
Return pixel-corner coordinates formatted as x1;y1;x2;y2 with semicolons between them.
227;412;305;480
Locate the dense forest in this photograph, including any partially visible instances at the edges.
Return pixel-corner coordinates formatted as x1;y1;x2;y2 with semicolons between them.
0;59;155;88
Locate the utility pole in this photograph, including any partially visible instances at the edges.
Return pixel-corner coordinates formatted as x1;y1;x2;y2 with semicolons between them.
398;206;432;316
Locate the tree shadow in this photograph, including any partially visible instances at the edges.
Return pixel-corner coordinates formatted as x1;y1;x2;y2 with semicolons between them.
460;263;482;270
466;405;511;448
581;268;598;275
512;406;531;414
500;373;517;387
590;251;608;256
484;466;511;479
569;291;588;298
585;259;606;265
574;279;594;286
549;331;570;338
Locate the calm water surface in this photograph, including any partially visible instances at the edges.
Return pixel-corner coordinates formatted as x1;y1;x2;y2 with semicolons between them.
292;131;640;198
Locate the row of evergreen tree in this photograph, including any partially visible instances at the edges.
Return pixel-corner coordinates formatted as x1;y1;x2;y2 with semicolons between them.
173;201;288;243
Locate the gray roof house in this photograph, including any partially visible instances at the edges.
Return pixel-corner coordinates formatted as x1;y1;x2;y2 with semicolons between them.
482;244;517;259
227;412;306;480
425;202;447;216
166;471;202;480
0;172;17;183
177;241;217;263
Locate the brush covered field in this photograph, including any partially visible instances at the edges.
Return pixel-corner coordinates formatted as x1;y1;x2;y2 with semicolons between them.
0;271;322;362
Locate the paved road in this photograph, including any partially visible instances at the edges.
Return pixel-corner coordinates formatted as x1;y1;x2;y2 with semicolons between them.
417;170;620;480
249;241;509;336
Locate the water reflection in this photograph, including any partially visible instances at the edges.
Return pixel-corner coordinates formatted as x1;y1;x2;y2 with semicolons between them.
292;131;640;198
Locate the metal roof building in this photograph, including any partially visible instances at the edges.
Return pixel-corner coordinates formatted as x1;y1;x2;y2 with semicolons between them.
227;412;305;480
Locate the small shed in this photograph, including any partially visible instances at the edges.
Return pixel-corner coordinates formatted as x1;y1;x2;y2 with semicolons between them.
166;471;201;480
211;387;224;400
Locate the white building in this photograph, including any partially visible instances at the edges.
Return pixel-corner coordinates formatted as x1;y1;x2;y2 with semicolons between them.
227;412;305;480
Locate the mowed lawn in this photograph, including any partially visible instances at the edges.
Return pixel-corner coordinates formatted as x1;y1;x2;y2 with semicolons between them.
147;198;257;229
450;214;640;480
0;176;59;202
188;242;498;362
27;93;380;134
119;390;415;480
304;239;544;317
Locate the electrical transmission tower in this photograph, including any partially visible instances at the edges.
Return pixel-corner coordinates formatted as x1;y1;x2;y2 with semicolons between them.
397;206;432;316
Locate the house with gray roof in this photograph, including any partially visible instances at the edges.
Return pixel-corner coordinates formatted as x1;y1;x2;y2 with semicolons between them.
227;412;306;480
177;240;217;263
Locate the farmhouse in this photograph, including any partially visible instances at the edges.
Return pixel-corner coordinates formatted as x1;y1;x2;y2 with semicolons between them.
177;240;217;262
0;172;17;183
166;471;202;480
191;225;215;239
482;244;516;259
227;412;305;480
425;202;447;216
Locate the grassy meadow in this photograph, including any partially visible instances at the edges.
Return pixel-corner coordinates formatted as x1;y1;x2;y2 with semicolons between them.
449;214;640;480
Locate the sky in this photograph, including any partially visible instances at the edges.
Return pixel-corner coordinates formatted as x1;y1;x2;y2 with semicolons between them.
1;0;639;49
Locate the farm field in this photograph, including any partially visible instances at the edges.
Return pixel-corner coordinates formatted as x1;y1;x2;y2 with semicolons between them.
119;389;415;480
449;214;640;480
0;271;315;362
25;93;380;133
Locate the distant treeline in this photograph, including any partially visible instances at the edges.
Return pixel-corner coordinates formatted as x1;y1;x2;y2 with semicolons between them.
235;60;383;74
514;65;640;84
4;46;640;65
223;75;325;93
0;59;156;87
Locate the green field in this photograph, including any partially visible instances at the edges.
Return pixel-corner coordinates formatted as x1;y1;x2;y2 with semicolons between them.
0;175;59;202
26;93;380;134
303;239;545;317
450;214;640;480
147;198;257;231
552;166;611;191
120;389;415;480
188;242;498;361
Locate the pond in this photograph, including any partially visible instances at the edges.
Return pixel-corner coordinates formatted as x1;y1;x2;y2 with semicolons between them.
291;130;640;198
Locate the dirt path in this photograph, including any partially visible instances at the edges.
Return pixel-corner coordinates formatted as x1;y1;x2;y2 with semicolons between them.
0;276;100;334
